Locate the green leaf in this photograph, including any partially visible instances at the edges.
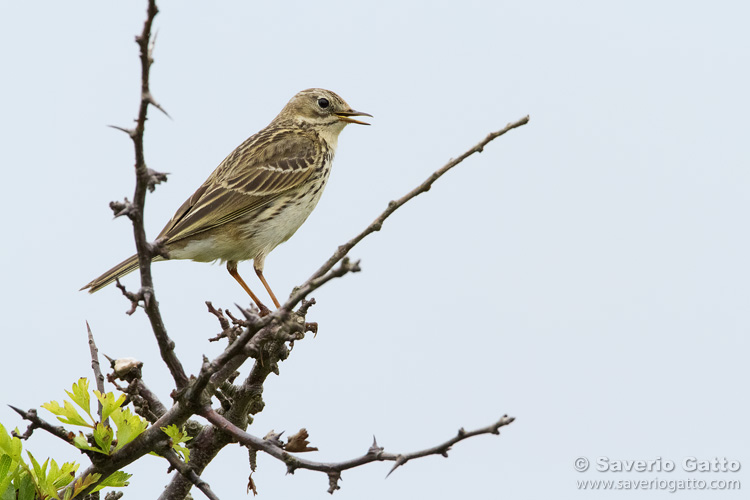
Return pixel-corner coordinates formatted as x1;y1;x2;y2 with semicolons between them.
9;437;21;463
16;472;34;500
0;454;11;481
0;425;22;498
94;391;126;424
92;423;114;455
41;401;91;428
174;445;190;463
90;470;131;493
161;424;188;443
161;425;192;463
0;453;17;499
113;409;148;452
25;452;44;484
65;379;92;422
26;452;60;500
72;433;107;455
0;423;22;462
0;484;16;500
70;473;100;498
48;461;78;489
42;459;65;499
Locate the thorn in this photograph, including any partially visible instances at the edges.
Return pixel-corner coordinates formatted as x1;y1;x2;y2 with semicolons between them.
368;435;383;455
235;303;262;326
107;124;136;137
385;456;407;478
144;91;172;119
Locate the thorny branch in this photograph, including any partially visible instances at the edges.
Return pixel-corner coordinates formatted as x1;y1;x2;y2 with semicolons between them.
159;447;221;500
86;322;106;421
9;407;74;446
119;0;188;390
8;1;528;499
202;408;515;493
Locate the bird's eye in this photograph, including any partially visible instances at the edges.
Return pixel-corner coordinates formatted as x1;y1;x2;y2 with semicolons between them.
317;98;330;109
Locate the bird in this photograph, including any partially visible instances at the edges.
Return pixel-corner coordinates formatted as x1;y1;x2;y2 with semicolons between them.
82;88;371;315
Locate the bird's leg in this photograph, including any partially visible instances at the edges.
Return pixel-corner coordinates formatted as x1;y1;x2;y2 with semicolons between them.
255;267;282;309
227;262;271;317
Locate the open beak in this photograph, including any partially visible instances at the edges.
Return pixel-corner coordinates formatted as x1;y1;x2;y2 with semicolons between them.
336;109;373;125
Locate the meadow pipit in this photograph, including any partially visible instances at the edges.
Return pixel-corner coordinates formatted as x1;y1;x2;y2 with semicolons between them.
82;88;371;315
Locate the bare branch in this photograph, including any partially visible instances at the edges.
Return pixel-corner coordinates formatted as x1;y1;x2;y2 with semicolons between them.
206;301;243;343
111;0;187;390
286;258;361;311
201;407;514;492
86;322;106;421
285;115;530;310
159;448;221;500
384;416;515;477
115;279;142;316
9;406;75;445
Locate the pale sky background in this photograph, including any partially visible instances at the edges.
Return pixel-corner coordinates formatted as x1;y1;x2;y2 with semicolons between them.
1;1;748;499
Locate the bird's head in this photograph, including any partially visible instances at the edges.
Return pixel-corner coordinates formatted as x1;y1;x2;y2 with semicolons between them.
276;88;372;132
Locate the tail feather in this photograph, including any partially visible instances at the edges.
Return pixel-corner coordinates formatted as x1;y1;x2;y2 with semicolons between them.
81;254;157;293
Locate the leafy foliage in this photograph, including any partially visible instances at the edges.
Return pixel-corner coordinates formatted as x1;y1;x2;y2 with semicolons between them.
1;378;143;498
43;378;147;456
161;424;192;462
0;421;97;500
1;378;196;498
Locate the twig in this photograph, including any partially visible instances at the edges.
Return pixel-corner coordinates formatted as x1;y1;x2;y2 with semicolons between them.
9;406;74;445
158;316;302;500
115;279;142;316
206;302;243;342
66;0;528;498
86;322;106;421
160;448;221;500
201;407;514;493
114;0;187;390
285;115;530;310
284;258;361;313
382;417;515;477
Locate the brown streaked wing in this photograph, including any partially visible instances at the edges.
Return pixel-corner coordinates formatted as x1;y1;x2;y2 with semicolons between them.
158;129;321;243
